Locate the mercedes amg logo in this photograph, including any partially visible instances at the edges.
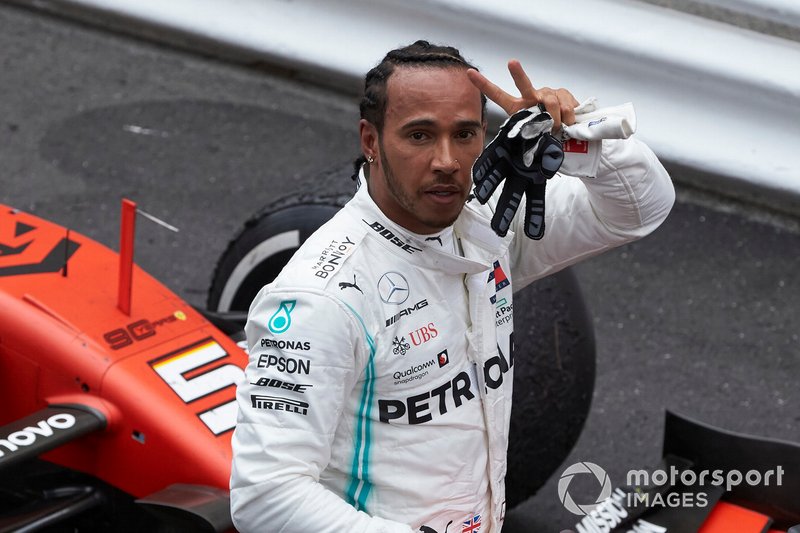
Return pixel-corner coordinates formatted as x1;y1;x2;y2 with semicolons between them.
378;272;409;304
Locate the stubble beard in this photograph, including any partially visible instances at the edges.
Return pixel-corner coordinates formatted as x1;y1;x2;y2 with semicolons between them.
378;142;464;232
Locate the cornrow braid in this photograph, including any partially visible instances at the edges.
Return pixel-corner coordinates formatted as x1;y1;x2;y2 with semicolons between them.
359;40;487;134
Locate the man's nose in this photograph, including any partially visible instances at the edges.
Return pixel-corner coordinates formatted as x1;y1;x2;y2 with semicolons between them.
431;141;460;173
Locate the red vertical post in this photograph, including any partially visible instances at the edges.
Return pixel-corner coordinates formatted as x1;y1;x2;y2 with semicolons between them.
118;199;137;315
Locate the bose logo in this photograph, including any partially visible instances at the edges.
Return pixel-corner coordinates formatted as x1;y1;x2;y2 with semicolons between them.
363;220;423;254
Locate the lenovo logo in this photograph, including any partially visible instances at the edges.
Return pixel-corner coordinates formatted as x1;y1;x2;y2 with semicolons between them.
0;413;76;458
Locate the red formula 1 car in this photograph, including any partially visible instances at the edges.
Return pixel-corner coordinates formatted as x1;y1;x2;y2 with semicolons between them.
0;200;245;532
2;175;799;533
0;178;597;532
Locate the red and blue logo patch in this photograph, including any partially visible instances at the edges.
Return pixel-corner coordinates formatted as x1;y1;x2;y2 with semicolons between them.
488;261;509;304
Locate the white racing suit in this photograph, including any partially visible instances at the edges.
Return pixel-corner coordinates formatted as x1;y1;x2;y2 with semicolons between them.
230;138;675;533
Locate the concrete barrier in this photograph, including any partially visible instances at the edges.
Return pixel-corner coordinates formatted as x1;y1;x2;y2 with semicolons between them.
692;0;800;29
18;0;800;213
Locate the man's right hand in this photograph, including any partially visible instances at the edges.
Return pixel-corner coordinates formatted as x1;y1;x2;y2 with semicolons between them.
467;59;578;132
471;106;564;239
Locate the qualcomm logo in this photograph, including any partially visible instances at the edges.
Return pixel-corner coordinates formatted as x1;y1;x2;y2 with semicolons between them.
558;461;613;515
378;272;409;305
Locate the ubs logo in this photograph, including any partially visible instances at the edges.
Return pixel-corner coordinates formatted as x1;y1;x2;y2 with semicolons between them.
409;323;438;347
378;272;409;304
392;336;410;356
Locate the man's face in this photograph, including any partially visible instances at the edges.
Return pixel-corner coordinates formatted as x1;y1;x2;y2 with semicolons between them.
360;66;486;234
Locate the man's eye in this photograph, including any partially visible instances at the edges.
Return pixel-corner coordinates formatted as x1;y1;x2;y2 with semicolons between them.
457;130;477;140
410;132;428;141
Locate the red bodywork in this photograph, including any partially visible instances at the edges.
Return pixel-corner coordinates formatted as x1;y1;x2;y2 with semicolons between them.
0;203;247;498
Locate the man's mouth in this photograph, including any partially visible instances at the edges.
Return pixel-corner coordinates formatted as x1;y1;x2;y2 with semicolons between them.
424;186;464;205
425;185;462;196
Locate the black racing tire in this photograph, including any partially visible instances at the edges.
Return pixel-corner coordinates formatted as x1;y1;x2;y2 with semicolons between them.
504;267;595;509
206;193;350;314
207;170;595;509
206;162;356;314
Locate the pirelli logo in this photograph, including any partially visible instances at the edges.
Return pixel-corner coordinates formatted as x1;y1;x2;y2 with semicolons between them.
250;395;309;416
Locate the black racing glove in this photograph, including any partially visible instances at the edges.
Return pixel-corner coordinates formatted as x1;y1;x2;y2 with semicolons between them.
472;106;564;239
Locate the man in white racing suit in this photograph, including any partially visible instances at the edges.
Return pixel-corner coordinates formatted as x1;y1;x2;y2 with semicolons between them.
230;41;675;533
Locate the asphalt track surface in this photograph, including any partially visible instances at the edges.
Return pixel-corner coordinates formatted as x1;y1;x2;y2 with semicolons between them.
1;5;798;531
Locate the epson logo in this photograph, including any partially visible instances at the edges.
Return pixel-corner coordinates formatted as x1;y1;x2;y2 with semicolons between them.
260;339;311;351
256;354;311;375
386;299;429;327
0;413;76;457
363;220;423;254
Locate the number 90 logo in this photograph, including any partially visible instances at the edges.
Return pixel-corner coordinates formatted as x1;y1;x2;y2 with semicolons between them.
103;319;156;350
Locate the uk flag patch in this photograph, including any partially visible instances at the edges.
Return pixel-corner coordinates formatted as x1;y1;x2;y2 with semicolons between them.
462;514;481;532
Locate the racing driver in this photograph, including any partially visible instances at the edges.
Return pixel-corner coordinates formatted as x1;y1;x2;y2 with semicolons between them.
230;40;675;533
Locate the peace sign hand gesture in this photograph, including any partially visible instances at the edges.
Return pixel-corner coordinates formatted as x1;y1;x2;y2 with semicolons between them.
467;60;579;131
467;60;574;240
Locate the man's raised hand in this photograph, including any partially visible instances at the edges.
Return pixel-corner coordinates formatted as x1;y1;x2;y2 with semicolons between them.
467;60;578;132
468;61;572;239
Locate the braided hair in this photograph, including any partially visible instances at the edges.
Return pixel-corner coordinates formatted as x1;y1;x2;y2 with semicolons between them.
360;40;486;132
353;40;487;179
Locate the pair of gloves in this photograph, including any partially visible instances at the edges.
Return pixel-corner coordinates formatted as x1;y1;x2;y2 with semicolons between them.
472;99;635;239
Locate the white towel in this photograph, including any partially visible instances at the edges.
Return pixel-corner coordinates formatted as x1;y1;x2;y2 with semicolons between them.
559;98;637;178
